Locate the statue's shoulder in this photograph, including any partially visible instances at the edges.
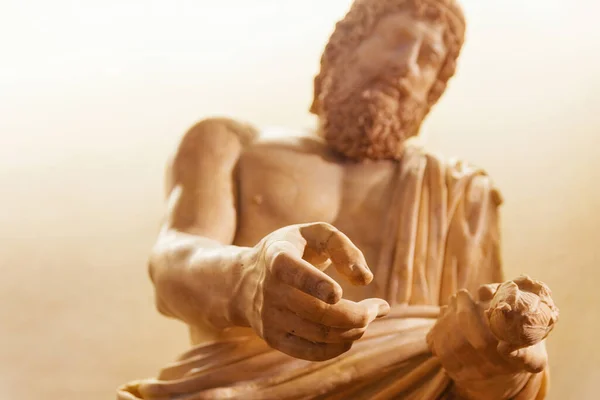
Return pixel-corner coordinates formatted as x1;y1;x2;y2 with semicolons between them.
245;127;343;165
174;117;259;156
403;142;503;206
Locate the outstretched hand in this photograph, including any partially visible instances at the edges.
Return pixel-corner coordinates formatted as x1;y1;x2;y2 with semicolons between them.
243;222;390;361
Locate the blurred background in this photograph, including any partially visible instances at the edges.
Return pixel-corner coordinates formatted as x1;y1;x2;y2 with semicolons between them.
0;0;597;399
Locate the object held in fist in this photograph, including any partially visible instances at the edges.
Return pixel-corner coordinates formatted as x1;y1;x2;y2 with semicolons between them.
427;276;558;399
485;275;559;358
428;275;559;378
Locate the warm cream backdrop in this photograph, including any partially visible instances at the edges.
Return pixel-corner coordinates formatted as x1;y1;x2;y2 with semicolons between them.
1;1;597;399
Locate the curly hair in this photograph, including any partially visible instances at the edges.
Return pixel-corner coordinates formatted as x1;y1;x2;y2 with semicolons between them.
310;0;466;116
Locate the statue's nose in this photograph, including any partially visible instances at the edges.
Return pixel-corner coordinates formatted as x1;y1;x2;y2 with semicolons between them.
386;44;421;78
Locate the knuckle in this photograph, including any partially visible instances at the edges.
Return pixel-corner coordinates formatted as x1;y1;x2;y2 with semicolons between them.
314;303;329;324
269;248;288;266
264;249;281;271
316;222;335;232
269;252;296;277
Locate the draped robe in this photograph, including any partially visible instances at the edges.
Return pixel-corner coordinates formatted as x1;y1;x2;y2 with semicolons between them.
117;143;548;399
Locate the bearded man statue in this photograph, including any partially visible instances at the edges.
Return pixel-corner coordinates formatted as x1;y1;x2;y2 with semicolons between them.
118;0;559;398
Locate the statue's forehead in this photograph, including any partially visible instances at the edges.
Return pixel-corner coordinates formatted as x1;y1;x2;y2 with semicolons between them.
372;11;446;44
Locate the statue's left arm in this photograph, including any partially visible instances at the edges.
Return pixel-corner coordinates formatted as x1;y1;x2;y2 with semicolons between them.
428;173;557;400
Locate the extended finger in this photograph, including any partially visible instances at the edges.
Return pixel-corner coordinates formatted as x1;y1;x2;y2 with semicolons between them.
267;308;366;344
264;330;352;361
281;288;381;328
299;223;373;285
271;251;343;304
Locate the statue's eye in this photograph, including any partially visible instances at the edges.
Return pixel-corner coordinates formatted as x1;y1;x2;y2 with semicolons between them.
386;26;413;46
419;44;442;64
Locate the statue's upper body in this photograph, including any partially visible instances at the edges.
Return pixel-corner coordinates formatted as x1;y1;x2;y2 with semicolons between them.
120;1;558;399
153;1;461;351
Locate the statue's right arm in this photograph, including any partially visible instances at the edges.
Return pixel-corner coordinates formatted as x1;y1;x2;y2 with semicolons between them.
148;117;258;330
148;117;388;361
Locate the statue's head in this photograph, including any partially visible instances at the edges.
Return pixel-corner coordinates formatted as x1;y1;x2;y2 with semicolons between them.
310;0;466;161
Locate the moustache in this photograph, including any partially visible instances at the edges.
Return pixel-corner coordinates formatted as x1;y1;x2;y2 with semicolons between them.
328;70;408;100
366;77;413;99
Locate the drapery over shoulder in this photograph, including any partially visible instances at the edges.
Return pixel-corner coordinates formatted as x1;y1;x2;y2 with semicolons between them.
372;142;505;307
117;143;546;400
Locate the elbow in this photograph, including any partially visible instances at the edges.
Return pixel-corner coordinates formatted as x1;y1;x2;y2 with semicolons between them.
147;243;166;288
148;249;177;318
147;238;199;320
155;294;175;318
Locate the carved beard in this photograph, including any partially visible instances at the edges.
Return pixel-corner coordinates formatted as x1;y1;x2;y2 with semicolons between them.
320;74;427;161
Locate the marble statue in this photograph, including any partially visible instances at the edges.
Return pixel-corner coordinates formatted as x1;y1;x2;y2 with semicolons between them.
118;0;559;398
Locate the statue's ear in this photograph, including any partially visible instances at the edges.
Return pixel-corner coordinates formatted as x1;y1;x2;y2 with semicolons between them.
309;74;321;115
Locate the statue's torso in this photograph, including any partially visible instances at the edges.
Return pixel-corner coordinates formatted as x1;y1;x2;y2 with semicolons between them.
188;132;503;346
235;135;399;302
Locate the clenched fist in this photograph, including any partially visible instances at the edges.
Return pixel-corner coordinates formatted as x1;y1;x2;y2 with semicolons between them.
426;277;558;399
234;222;390;361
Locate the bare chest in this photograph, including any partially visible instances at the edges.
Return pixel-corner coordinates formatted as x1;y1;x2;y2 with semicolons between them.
234;138;398;300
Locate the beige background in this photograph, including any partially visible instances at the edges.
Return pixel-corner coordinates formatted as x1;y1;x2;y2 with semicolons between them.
1;0;597;399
